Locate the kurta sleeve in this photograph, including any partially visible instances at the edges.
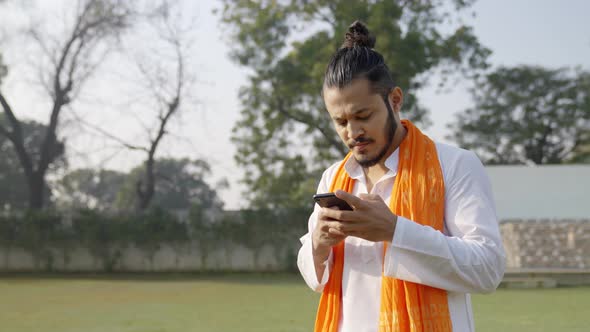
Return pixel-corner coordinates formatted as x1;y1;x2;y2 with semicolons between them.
383;150;506;293
297;168;335;292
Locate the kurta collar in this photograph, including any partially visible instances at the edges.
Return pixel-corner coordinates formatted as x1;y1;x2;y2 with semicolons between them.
343;148;400;180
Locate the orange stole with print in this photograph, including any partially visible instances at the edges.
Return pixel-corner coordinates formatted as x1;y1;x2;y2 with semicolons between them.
313;120;452;332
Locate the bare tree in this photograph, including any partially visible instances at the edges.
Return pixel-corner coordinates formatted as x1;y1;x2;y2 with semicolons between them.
0;0;133;209
73;1;198;211
132;1;198;211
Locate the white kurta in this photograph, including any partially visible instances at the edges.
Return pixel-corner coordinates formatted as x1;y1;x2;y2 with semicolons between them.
297;142;506;332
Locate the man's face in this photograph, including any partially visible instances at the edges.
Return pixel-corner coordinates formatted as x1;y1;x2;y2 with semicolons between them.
324;79;401;168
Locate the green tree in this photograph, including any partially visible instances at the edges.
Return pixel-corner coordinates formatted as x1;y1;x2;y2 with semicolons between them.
116;158;225;212
55;168;126;211
0;115;65;211
448;66;590;164
219;0;490;209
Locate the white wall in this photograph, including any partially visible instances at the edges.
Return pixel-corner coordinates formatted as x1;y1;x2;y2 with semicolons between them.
486;165;590;219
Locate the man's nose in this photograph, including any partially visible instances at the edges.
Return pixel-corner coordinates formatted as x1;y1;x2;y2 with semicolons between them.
347;121;364;140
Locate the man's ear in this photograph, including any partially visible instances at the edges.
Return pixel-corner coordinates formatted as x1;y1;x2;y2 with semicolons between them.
389;87;403;113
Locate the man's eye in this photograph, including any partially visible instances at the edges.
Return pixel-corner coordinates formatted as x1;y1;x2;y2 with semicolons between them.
358;114;371;121
336;120;347;126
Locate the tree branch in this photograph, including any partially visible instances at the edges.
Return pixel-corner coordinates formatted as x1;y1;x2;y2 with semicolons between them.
67;106;148;152
274;99;347;156
29;28;58;68
0;91;35;178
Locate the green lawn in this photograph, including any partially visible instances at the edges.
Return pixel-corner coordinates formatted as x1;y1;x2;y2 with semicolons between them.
0;273;588;332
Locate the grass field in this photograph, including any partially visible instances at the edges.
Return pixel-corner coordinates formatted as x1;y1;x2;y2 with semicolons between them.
0;273;588;332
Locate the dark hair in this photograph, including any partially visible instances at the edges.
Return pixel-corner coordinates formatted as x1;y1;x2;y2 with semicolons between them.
323;20;395;99
324;21;398;156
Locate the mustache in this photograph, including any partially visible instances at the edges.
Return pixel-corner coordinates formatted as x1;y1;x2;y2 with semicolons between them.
347;137;374;149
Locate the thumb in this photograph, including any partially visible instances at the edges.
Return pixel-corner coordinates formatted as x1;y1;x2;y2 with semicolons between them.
359;193;380;201
358;193;371;200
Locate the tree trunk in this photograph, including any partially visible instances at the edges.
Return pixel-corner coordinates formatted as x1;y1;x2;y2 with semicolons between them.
137;157;155;211
27;171;46;210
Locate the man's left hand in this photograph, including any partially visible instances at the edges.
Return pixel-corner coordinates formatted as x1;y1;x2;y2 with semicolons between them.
321;190;397;243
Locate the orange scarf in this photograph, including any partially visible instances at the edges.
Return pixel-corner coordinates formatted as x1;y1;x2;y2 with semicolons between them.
314;120;452;332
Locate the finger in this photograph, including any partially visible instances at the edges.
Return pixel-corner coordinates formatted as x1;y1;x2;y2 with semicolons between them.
322;208;359;222
324;221;340;232
320;207;342;221
318;208;337;221
327;227;346;237
319;226;345;241
335;190;364;209
338;223;364;233
318;209;327;221
319;223;331;233
325;221;348;232
359;193;381;201
330;221;368;235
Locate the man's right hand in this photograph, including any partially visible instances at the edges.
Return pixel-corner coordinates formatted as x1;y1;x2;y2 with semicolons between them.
311;207;347;283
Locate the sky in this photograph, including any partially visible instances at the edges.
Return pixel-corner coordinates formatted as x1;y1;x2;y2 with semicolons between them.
1;0;589;209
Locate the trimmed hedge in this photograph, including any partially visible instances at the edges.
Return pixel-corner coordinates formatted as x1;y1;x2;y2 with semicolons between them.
0;207;310;272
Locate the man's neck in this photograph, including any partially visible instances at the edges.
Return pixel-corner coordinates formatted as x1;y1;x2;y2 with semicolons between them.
363;164;389;193
362;124;407;192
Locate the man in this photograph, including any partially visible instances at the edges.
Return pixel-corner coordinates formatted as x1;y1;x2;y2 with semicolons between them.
297;21;505;332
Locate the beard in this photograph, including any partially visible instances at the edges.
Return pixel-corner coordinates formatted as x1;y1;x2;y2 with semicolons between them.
353;97;397;168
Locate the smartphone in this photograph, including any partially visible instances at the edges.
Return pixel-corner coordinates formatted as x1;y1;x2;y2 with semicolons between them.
313;192;353;210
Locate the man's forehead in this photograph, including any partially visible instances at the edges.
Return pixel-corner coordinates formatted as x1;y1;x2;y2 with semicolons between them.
328;106;371;119
324;79;372;99
324;86;380;116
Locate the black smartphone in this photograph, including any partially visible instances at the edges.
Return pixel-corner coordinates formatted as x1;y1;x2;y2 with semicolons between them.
313;192;353;210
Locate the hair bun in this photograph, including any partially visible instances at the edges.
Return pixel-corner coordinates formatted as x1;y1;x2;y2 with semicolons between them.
341;20;375;49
